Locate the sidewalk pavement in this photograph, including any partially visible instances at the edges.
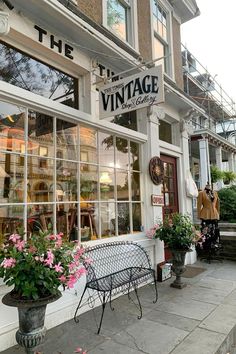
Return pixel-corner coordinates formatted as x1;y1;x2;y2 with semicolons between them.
2;260;236;354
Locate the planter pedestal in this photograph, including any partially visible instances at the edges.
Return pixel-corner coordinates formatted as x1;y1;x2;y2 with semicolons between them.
170;249;188;289
2;292;61;354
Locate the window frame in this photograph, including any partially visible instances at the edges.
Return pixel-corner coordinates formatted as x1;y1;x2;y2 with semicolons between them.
103;0;137;47
151;0;173;77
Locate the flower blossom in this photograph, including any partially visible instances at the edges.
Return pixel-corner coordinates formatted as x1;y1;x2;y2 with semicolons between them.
75;267;86;278
67;274;77;288
74;348;87;354
54;262;63;273
1;257;16;268
69;261;79;271
44;250;54;266
146;224;159;239
9;234;21;243
59;274;67;283
15;240;25;251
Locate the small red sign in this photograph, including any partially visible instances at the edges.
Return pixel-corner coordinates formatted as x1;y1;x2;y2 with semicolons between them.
151;194;164;206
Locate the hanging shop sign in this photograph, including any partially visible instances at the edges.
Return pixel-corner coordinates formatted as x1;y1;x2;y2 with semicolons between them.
149;156;164;185
151;194;164;206
99;66;164;119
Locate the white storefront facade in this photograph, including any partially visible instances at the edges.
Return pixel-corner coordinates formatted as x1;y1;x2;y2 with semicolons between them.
0;0;200;349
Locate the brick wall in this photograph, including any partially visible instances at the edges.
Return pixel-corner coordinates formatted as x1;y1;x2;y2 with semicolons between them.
77;0;103;24
137;0;152;62
172;17;184;90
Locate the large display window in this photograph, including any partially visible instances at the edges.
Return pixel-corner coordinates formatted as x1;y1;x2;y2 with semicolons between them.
0;100;142;241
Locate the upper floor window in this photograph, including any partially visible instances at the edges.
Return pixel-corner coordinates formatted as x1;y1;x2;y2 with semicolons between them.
152;1;170;74
0;41;78;109
106;0;131;43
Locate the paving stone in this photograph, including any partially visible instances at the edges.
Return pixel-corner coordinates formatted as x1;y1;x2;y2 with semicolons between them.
145;309;200;332
171;327;226;354
199;303;236;334
112;318;188;354
156;296;216;320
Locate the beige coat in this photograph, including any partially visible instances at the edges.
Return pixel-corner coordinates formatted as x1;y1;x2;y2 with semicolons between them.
197;190;220;220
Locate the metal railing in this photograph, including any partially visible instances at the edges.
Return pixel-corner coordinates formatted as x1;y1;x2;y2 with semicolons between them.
182;44;236;122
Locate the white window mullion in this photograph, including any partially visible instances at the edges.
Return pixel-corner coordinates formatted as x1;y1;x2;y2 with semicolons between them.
53;116;57;235
23;107;28;240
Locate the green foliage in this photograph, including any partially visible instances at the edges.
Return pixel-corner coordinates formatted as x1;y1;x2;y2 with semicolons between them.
210;165;224;184
0;230;87;300
222;171;236;185
218;185;236;222
152;213;200;250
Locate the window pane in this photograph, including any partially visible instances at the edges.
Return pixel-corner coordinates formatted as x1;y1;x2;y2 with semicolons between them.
80;164;98;201
131;172;140;201
0;205;24;235
57;161;77;202
154;37;164;61
116;137;129;169
101;202;116;237
117;202;130;234
27;156;54;202
132;203;142;232
117;169;129;201
80;127;97;163
130;142;140;170
80;202;98;241
100;168;115;200
28;111;54;157
107;0;127;41
0;42;78;108
57;119;78;161
98;132;114;167
0;101;25;153
0;152;24;203
112;111;137;131
159;119;172;143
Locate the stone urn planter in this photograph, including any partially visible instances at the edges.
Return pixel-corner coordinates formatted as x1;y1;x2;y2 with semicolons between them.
170;249;190;289
2;291;61;354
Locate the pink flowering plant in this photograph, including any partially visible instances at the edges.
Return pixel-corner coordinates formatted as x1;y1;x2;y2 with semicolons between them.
146;213;201;251
0;230;88;300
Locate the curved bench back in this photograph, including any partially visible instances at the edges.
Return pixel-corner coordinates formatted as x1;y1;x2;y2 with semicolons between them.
84;241;152;283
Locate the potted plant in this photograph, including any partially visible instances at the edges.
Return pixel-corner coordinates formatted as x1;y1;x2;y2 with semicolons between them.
147;213;200;288
0;230;88;354
223;170;236;185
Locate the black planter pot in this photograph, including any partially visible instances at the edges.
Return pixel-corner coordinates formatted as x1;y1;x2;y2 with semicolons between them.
170;249;189;289
2;292;61;354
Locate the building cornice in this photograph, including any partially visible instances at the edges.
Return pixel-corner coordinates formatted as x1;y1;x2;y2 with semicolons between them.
192;128;236;153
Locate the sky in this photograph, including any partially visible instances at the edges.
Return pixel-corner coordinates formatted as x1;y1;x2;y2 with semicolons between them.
181;0;236;106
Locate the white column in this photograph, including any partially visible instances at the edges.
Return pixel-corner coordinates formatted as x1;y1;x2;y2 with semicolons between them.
215;146;224;190
138;106;165;264
234;154;236;173
199;138;210;189
180;120;193;216
228;152;234;172
181;121;197;265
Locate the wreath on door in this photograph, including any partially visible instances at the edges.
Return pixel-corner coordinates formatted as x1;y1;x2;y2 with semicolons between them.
149;156;164;185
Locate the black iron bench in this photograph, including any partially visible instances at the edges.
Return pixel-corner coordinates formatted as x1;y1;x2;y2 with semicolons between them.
74;241;158;334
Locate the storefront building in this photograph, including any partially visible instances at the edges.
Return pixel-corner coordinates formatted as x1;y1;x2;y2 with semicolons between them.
0;0;200;349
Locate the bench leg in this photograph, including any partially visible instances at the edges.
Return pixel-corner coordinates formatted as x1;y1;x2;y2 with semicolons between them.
133;285;142;320
109;290;114;311
97;292;107;334
153;271;158;303
74;286;87;323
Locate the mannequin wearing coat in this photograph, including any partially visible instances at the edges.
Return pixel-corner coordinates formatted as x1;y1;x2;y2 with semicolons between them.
197;183;220;255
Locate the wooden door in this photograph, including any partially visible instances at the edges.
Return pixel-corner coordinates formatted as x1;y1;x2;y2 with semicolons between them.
160;154;179;219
